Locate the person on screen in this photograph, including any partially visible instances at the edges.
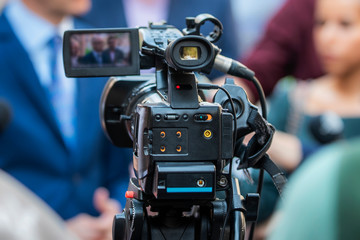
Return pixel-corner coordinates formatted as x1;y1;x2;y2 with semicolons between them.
79;35;105;65
102;35;125;65
70;36;81;67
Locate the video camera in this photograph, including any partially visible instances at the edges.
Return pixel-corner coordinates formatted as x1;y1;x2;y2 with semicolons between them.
63;14;286;240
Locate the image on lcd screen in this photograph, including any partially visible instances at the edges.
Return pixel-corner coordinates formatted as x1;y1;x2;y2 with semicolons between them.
69;32;131;68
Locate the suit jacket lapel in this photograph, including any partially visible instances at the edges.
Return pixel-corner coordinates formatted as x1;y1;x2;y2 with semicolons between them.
0;14;67;150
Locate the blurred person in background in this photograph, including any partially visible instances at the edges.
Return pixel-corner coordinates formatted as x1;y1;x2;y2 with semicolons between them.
224;0;320;236
244;0;322;99
218;0;323;101
268;137;360;240
268;0;360;172
0;0;132;239
242;0;360;238
102;35;125;65
230;0;286;59
0;169;79;240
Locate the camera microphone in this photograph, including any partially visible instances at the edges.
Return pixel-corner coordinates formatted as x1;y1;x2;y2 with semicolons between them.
213;54;255;80
309;111;344;144
0;100;11;134
213;55;268;119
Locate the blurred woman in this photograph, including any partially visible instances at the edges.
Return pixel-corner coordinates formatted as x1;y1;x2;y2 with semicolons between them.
242;0;360;238
267;2;360;238
268;0;360;171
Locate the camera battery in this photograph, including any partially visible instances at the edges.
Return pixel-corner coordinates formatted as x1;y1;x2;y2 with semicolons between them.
153;162;215;200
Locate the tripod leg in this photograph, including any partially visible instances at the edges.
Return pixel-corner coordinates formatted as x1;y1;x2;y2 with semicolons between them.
211;200;228;239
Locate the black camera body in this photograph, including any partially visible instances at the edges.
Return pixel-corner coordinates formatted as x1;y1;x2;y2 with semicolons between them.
63;16;233;203
134;99;234;201
62;14;280;240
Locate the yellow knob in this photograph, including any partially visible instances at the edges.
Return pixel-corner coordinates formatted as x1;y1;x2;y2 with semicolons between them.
204;130;212;139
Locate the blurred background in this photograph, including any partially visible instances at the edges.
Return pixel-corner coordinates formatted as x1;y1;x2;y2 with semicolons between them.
2;0;360;239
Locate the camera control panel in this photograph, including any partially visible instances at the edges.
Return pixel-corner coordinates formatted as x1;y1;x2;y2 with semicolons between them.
140;24;183;50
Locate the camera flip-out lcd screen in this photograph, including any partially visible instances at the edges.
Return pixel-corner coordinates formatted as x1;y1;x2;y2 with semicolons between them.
63;28;140;77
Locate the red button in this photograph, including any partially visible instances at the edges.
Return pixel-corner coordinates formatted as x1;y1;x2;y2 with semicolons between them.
125;191;135;199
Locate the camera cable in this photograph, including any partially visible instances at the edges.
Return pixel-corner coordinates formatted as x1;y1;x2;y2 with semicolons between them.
198;83;241;240
204;56;279;240
214;55;270;240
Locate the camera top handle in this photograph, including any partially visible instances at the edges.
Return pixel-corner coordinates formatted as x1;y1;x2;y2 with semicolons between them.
183;14;223;43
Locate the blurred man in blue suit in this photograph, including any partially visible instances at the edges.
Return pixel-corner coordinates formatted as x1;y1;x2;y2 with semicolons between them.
79;35;106;65
0;0;132;239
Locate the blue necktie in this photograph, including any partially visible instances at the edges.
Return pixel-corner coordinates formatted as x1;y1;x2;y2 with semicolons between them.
48;35;76;150
95;52;102;64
